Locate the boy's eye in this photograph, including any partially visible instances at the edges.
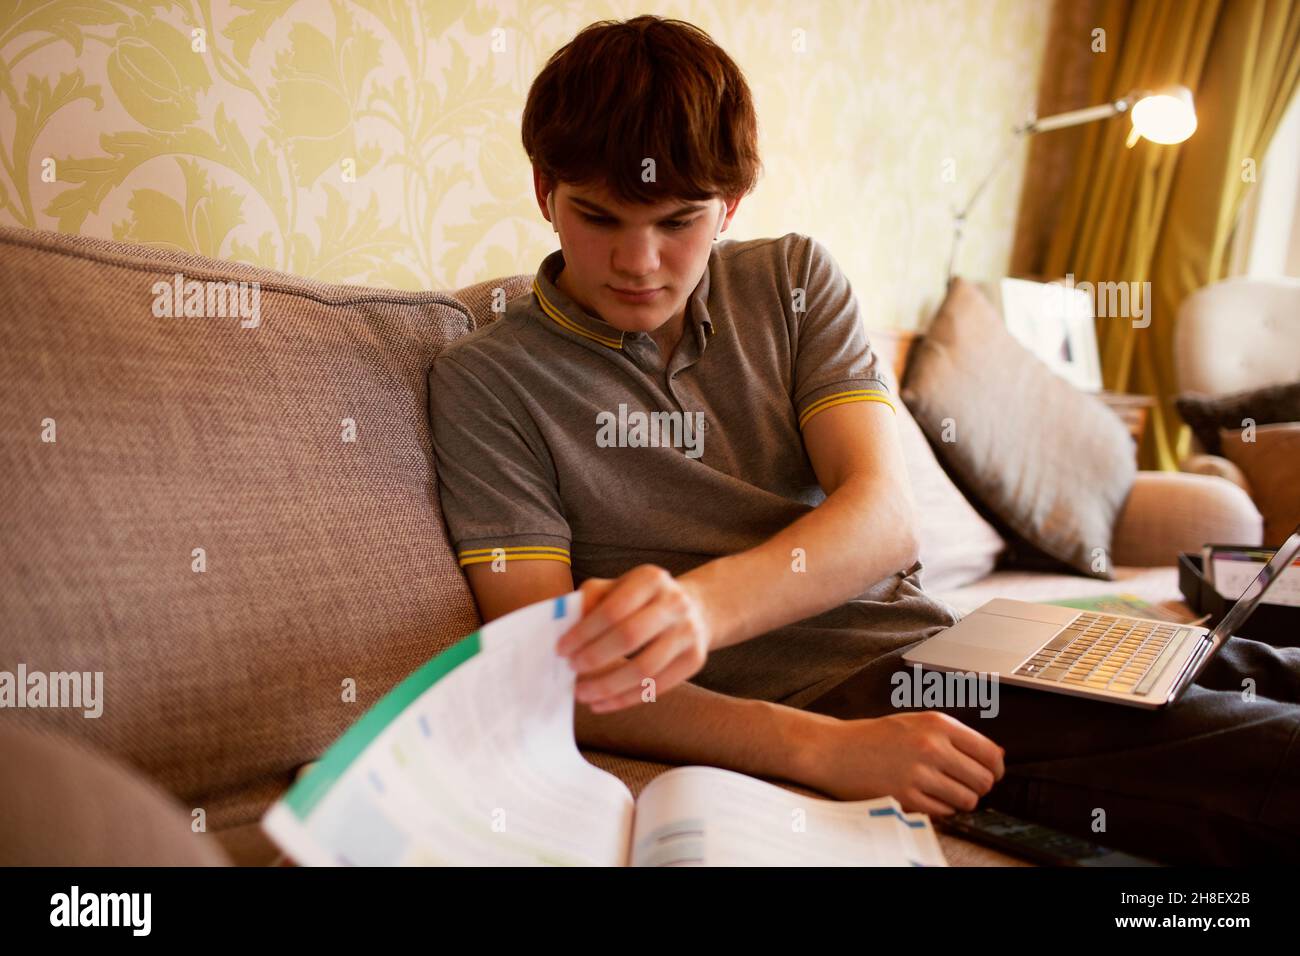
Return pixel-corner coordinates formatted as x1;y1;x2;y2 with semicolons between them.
580;214;696;231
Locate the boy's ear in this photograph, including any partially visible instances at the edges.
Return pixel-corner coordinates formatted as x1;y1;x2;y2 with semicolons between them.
716;195;741;239
532;166;555;222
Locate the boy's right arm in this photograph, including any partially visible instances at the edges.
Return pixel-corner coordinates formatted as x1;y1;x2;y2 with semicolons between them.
463;562;1005;816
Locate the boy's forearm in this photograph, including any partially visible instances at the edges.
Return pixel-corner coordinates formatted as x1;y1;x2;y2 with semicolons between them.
574;680;840;790
681;474;918;651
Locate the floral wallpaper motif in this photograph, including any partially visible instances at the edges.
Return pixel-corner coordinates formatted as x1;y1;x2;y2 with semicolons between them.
0;0;1049;328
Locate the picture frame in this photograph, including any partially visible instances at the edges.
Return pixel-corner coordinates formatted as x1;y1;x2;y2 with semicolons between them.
994;277;1103;392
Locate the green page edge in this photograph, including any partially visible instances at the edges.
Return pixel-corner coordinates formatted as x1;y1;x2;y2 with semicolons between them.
282;630;482;819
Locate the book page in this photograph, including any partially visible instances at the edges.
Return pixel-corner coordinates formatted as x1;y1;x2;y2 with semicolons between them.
628;765;946;866
1045;593;1196;623
263;592;634;866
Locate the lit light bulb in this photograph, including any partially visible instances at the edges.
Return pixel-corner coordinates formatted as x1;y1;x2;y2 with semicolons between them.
1126;85;1197;147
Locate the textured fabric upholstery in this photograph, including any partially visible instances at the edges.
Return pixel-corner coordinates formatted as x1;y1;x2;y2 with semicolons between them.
0;226;482;830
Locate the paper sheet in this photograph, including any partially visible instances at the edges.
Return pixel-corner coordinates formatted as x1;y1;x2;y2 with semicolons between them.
263;592;634;866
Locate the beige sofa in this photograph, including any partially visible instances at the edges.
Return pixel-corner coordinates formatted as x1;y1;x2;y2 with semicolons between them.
0;227;1263;867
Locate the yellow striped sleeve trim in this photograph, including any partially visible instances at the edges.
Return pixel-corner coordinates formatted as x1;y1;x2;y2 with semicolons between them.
532;280;624;349
798;389;896;429
457;545;572;568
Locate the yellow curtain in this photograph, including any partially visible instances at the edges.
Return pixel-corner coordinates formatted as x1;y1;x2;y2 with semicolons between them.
1041;0;1300;471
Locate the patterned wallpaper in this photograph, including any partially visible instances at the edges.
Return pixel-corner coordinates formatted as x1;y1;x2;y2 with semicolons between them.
0;0;1050;329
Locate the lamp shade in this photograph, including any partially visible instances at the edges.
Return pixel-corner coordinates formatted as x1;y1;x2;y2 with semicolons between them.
1128;84;1197;145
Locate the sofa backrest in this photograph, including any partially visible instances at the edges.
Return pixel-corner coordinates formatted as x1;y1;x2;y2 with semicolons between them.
0;226;482;828
447;275;535;330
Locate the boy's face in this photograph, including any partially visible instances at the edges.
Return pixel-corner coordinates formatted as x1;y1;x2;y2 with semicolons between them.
535;172;737;335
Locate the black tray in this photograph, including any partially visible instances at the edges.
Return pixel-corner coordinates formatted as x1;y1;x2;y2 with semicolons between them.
1177;552;1299;646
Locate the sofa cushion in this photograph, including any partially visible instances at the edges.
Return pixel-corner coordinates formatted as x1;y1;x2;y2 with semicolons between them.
1175;382;1300;455
1218;423;1300;547
0;226;482;826
894;398;1006;592
901;279;1136;580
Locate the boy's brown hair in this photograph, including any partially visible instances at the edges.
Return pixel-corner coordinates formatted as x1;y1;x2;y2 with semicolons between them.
521;15;762;205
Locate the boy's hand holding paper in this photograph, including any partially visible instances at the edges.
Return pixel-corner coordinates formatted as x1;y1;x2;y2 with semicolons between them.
556;567;716;713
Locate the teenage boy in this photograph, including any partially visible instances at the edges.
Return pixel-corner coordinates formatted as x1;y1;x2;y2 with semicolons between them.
430;15;1300;864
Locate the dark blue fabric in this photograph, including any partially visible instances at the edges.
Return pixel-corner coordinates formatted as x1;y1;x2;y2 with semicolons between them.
801;636;1300;865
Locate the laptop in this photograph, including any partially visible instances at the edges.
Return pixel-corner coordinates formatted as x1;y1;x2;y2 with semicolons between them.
904;522;1300;710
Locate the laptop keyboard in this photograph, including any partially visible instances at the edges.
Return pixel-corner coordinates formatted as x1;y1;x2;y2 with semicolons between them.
1013;613;1189;696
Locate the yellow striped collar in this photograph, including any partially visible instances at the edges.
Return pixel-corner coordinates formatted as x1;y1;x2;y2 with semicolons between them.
534;251;626;349
532;250;716;351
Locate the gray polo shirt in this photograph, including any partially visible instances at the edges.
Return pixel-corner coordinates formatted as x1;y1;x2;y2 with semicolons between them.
429;233;960;708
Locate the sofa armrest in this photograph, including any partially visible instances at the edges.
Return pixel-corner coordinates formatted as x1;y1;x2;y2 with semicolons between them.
0;724;232;866
1179;453;1253;496
1110;471;1263;567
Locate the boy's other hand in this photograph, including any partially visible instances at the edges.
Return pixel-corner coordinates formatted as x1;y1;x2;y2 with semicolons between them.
555;565;714;713
810;711;1007;817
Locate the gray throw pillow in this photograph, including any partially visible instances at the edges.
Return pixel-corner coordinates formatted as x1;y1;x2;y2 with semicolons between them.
901;278;1136;580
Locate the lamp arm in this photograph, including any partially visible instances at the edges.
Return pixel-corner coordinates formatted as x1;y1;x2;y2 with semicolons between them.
946;94;1137;286
946;130;1028;286
1026;97;1132;133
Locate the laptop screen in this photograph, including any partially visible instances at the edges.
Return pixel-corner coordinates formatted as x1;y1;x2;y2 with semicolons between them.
1209;523;1300;640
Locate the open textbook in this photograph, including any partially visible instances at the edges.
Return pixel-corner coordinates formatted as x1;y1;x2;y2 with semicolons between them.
262;591;947;866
